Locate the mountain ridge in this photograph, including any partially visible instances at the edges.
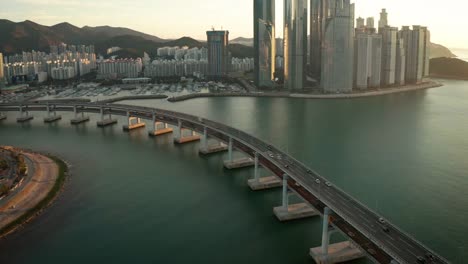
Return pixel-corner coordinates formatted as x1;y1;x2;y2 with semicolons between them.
0;20;457;60
0;19;167;54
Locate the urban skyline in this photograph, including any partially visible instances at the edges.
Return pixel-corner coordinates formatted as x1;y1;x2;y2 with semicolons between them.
251;0;428;91
0;1;466;264
0;0;466;48
1;3;431;92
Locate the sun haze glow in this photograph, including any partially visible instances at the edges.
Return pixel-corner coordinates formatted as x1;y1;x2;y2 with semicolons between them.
0;0;466;48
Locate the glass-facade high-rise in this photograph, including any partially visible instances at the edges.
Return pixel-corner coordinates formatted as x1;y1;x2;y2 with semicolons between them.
321;0;355;92
310;0;328;80
254;0;276;88
0;53;4;81
206;30;229;78
284;0;308;91
400;25;430;84
380;27;398;86
378;9;388;30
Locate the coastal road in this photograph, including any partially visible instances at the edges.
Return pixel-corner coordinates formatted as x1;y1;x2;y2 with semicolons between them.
0;152;58;233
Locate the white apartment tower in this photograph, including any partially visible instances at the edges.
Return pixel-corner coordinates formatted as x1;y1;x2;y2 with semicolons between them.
321;0;355;92
354;33;382;89
380;27;398;86
378;9;388;29
400;25;430;84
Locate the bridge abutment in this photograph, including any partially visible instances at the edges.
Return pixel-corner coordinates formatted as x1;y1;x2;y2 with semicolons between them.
173;120;200;144
223;137;255;169
273;174;318;221
247;153;282;190
123;112;146;131
43;104;62;123
310;207;365;263
199;127;228;155
97;106;117;127
70;106;90;124
148;114;173;137
16;106;33;123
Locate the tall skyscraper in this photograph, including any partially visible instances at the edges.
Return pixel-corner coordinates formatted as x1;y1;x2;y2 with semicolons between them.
366;17;375;29
321;0;355;93
395;38;406;85
378;9;388;30
422;27;431;77
276;38;284;56
254;0;276;88
0;53;4;81
400;25;430;84
354;33;382;89
310;0;328;80
284;0;308;90
380;26;398;86
206;30;229;78
356;17;365;29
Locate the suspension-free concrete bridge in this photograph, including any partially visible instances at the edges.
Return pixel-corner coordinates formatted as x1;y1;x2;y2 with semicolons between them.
0;102;449;264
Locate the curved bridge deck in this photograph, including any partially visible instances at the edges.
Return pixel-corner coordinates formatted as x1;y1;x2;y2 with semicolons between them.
0;102;449;264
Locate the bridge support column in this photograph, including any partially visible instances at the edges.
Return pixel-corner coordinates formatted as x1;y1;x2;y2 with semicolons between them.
247;152;282;191
223;137;254;169
0;112;6;121
199;127;228;155
123;111;146;131
71;106;90;124
273;174;318;221
228;137;233;161
97;106;117;127
309;207;365;264
173;119;200;144
148;113;173;137
16;105;33;123
44;104;62;123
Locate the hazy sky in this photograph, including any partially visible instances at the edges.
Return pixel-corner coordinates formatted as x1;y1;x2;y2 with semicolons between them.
0;0;466;48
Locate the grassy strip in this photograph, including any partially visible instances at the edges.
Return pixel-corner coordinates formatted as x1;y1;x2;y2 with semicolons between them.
0;154;68;237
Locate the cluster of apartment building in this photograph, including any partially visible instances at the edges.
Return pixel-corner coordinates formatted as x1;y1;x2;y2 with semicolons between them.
156;46;208;61
254;0;431;92
354;10;430;90
98;55;253;80
50;43;95;55
98;42;254;80
0;44;97;83
97;58;143;79
144;59;208;78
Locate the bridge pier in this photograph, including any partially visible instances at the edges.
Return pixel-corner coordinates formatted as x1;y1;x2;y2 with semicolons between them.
223;137;255;169
97;106;117;127
310;207;365;263
173;120;200;144
273;174;318;221
70;106;90;124
16;106;34;123
148;113;173;136
44;104;62;123
0;112;6;121
247;153;281;190
199;127;228;155
123;111;146;131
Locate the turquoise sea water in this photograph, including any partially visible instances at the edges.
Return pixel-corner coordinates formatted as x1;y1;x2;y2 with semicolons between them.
0;79;467;263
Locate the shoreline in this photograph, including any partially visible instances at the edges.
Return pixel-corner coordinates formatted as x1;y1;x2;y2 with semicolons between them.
0;149;69;239
429;74;468;81
165;80;443;102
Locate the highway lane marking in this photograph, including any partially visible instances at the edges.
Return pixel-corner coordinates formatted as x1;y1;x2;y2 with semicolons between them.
397;236;419;252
